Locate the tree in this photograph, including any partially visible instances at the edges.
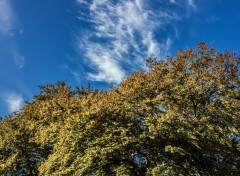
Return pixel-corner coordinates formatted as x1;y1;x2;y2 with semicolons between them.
0;43;239;175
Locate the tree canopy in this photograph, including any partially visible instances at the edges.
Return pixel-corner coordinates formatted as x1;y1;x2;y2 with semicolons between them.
0;43;239;175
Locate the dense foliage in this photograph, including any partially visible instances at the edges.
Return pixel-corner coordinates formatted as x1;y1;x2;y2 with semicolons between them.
0;43;240;175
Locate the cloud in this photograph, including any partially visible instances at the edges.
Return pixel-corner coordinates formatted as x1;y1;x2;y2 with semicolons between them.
3;92;24;113
12;51;25;69
0;0;25;69
169;0;177;4
76;0;196;83
0;0;18;36
0;40;26;69
187;0;197;10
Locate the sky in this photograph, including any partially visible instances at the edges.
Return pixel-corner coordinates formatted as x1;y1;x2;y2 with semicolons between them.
0;0;240;117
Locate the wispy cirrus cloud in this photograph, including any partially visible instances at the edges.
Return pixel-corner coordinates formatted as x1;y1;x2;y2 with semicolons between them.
0;0;14;36
76;0;196;83
2;91;24;113
0;0;25;69
169;0;177;4
0;0;19;36
187;0;197;10
12;51;25;69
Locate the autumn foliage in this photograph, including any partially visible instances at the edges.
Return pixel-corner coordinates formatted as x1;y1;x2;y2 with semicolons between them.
0;43;239;175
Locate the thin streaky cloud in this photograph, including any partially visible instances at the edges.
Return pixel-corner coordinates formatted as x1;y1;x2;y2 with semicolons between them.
187;0;197;10
0;0;25;69
76;0;196;83
169;0;177;4
0;0;17;36
2;91;24;113
12;50;25;69
1;40;26;69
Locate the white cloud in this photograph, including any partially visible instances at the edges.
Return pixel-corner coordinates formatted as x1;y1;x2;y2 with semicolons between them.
86;46;126;83
0;0;17;36
1;41;26;69
0;0;25;69
12;50;25;68
3;92;24;113
187;0;197;10
169;0;177;4
76;0;197;83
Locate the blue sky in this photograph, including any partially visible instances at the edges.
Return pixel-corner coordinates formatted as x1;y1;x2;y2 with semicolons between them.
0;0;240;116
